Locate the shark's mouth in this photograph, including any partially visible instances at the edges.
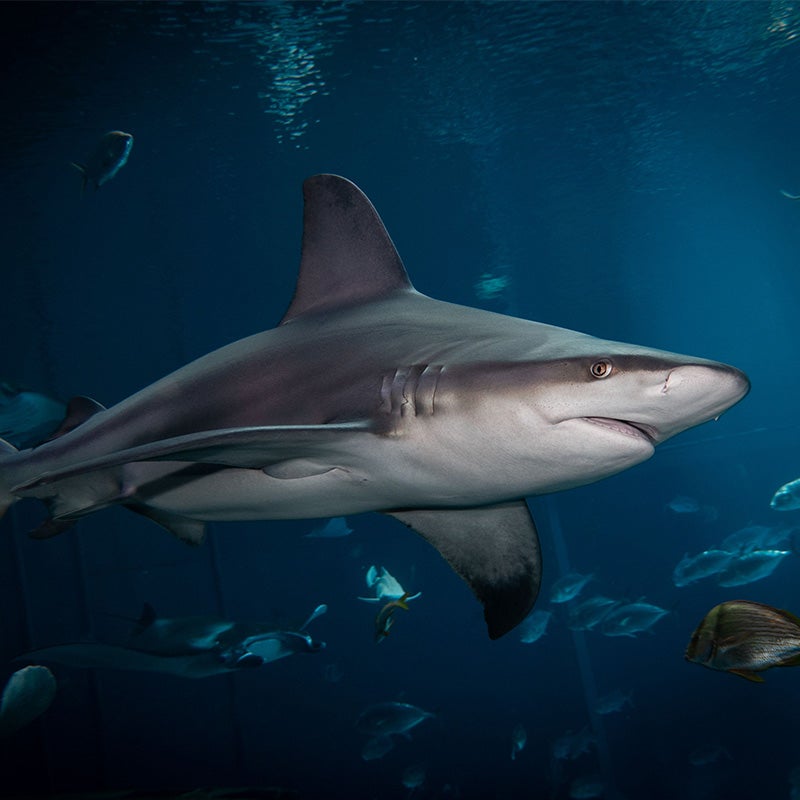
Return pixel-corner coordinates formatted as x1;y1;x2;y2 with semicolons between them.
584;417;658;445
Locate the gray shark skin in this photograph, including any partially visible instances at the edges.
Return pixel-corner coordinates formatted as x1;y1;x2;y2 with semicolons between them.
0;174;749;639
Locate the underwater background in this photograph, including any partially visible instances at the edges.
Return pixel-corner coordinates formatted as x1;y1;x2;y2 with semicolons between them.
1;2;800;798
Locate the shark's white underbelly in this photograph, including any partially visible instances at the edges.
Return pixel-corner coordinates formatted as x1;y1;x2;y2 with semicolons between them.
138;415;652;521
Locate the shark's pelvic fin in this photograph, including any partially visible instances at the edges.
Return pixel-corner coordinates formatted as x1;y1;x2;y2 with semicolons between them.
386;501;542;639
126;504;206;545
280;174;414;324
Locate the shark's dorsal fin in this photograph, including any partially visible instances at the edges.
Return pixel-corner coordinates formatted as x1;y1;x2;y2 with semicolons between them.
280;174;414;324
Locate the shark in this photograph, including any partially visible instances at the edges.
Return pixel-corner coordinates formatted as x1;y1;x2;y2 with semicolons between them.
0;174;749;639
15;603;327;679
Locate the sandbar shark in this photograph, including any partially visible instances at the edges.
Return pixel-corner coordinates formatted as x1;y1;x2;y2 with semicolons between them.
0;174;749;638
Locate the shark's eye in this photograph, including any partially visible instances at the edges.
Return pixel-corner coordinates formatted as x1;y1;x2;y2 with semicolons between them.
590;360;613;379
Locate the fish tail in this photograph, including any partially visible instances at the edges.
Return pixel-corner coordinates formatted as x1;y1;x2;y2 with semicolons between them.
0;437;20;520
69;162;88;195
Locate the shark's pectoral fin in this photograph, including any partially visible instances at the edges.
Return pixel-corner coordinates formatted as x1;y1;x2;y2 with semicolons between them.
13;422;373;493
386;501;542;640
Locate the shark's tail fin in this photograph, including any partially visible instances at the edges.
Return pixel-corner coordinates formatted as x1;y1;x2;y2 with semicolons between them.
0;438;20;521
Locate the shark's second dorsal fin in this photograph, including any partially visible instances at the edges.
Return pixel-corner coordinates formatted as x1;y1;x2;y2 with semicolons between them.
280;174;414;324
46;396;106;442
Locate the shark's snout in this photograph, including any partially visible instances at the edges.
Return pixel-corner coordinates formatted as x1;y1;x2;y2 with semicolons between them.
650;362;749;442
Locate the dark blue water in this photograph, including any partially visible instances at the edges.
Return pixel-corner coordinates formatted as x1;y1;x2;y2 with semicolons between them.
2;2;800;798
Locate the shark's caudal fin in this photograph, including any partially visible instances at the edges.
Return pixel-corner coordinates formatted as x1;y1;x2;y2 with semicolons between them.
387;501;542;639
280;174;415;324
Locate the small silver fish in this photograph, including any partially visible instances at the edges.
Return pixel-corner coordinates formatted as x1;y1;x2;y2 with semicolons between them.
688;743;732;766
592;688;633;715
550;572;593;604
401;763;426;791
715;549;789;587
771;477;800;511
356;701;435;738
519;609;551;644
569;775;605;799
0;383;65;448
511;723;527;760
304;516;353;538
71;130;133;192
601;600;668;637
672;550;734;587
567;595;620;631
0;665;56;736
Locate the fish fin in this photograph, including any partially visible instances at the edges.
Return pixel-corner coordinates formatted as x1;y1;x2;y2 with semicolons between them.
387;500;542;639
70;162;88;195
777;653;800;668
18;467;126;534
45;396;106;441
300;604;328;630
357;597;381;603
125;503;206;545
12;422;373;494
28;517;76;540
728;668;765;683
280;174;414;324
776;608;800;628
132;602;157;636
396;593;410;611
0;437;19;520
